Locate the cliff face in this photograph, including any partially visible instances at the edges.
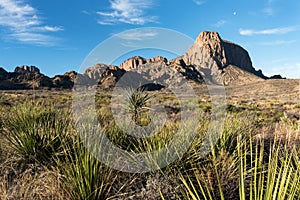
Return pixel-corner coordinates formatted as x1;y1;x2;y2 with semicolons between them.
184;31;263;75
222;41;253;72
183;31;267;84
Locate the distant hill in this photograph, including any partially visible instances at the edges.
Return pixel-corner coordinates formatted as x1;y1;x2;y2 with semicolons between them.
0;31;284;90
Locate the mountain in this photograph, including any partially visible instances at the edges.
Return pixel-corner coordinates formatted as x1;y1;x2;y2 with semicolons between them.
0;65;74;90
83;31;271;88
0;31;284;90
184;31;267;85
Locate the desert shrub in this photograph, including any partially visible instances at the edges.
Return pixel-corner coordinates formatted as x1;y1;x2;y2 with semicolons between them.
175;112;296;199
55;134;119;200
177;125;300;200
238;137;300;200
2;104;72;165
179;151;239;200
226;104;246;113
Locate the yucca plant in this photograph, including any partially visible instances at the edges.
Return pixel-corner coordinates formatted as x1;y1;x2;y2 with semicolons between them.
178;150;239;200
238;136;300;200
176;112;300;200
126;87;152;125
55;133;120;200
2;104;71;165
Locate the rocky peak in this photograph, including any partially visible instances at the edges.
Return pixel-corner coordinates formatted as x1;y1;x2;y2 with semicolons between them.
194;31;226;67
119;56;146;71
196;31;222;43
147;56;168;63
119;56;167;71
14;65;40;74
64;71;78;81
184;31;265;82
84;64;109;80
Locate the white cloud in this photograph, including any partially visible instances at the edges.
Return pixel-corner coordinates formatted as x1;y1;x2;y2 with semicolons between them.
239;26;297;36
30;25;64;32
258;40;296;46
97;0;156;25
193;0;205;5
0;0;63;46
214;20;226;28
9;32;58;46
116;29;158;41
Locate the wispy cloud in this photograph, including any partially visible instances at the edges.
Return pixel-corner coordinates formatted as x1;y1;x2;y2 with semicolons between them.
0;0;63;46
263;7;274;16
193;0;205;5
116;29;158;47
97;0;156;25
116;29;158;41
258;40;296;46
81;10;91;15
239;26;297;36
214;20;226;28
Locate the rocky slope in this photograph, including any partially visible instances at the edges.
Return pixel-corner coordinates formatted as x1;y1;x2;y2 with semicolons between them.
0;31;283;90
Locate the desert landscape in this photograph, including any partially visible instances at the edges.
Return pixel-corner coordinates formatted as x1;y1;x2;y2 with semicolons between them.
0;30;299;200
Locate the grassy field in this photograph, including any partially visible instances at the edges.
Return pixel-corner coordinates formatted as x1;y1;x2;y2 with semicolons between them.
0;82;299;199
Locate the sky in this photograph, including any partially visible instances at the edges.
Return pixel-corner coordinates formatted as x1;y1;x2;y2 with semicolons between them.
0;0;299;78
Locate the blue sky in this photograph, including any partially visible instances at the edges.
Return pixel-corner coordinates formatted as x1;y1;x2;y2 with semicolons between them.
0;0;299;78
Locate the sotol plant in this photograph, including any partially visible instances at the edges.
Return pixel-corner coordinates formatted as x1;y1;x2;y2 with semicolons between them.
126;87;152;125
2;104;71;165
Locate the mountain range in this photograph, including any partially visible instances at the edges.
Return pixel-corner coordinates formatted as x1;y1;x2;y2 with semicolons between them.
0;31;284;90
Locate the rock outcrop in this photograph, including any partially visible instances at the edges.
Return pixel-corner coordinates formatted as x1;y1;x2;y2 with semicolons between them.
168;57;203;83
84;64;110;80
99;65;126;89
14;65;40;74
119;56;167;71
52;71;77;89
185;32;254;71
184;31;267;84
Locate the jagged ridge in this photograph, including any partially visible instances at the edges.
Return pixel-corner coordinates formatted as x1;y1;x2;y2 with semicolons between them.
0;31;283;90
